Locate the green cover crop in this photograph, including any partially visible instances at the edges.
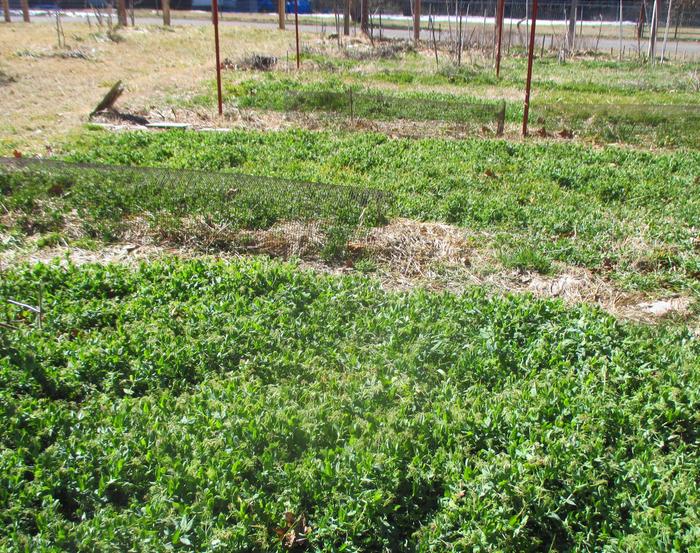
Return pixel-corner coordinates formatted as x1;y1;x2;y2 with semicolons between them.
0;160;390;261
64;129;700;297
1;259;699;551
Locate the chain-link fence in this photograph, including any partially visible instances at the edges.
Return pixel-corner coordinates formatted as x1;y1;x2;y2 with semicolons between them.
0;158;393;260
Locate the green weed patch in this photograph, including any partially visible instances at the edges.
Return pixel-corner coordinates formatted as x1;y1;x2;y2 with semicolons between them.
214;56;700;147
1;258;699;550
63;129;700;295
0;159;390;260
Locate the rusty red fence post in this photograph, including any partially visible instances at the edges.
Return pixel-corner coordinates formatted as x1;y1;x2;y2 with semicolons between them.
495;0;506;77
522;0;538;137
295;0;300;69
212;0;223;115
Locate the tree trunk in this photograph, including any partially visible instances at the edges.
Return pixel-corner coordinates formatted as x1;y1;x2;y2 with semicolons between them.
21;0;29;22
567;0;578;51
278;0;285;29
3;0;11;23
673;4;683;39
343;0;350;35
117;0;127;26
162;0;171;26
360;0;368;35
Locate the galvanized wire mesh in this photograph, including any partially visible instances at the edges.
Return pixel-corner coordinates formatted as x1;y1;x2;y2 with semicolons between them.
528;103;700;145
0;158;393;260
284;89;506;126
238;84;698;144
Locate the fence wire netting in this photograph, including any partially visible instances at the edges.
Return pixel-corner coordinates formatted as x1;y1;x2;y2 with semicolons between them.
527;103;700;144
236;84;699;144
0;158;393;260
299;0;700;31
282;89;506;126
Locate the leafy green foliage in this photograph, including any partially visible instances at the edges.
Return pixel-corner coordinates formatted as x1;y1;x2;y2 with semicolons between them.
64;129;700;295
0;162;389;256
228;77;501;126
500;245;553;274
1;259;699;551
215;55;700;147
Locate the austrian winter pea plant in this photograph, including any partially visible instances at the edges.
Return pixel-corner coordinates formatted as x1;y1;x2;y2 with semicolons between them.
64;128;700;295
0;161;389;260
1;258;699;551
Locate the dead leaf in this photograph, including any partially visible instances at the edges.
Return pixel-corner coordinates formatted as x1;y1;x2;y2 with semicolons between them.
558;128;574;139
276;512;311;550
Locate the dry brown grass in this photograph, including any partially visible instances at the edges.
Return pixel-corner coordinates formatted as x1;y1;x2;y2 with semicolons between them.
2;216;693;325
0;21;295;154
92;104;526;141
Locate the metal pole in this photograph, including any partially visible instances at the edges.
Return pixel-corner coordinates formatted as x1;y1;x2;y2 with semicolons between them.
522;0;538;137
2;0;10;23
212;0;223;115
495;0;505;77
294;0;300;69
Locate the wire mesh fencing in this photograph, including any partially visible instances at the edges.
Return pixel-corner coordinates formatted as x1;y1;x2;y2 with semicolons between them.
236;88;507;133
0;158;394;261
233;83;698;145
290;89;506;127
527;103;700;146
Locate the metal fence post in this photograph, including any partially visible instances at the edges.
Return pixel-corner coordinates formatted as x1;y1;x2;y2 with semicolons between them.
295;0;300;69
212;0;223;115
523;0;538;137
495;0;506;77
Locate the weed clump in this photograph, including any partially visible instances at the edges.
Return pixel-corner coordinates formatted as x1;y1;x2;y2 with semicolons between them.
1;259;699;549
